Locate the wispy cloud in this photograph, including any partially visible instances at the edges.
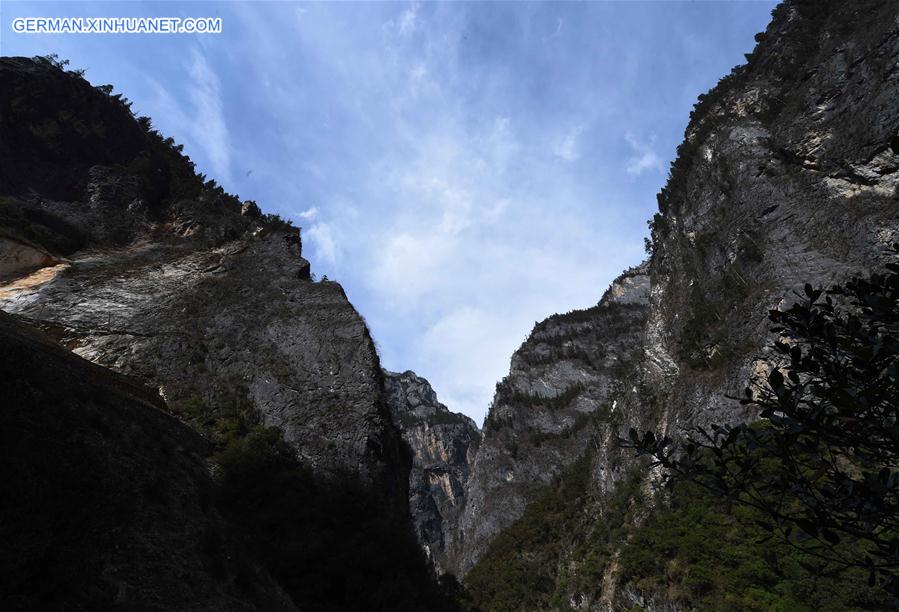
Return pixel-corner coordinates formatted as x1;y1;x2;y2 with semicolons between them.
544;17;564;43
625;132;664;177
297;206;319;221
397;5;418;37
145;47;232;185
554;124;585;162
420;306;525;419
187;48;231;183
306;222;339;268
225;2;655;424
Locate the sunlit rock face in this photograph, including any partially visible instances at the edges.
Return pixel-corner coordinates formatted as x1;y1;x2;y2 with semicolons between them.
0;236;58;282
454;0;899;606
383;370;481;574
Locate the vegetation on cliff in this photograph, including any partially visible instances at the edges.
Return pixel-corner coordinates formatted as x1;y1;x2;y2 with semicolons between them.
467;439;892;611
464;453;601;611
629;251;899;600
618;471;892;610
466;256;899;609
1;53;291;254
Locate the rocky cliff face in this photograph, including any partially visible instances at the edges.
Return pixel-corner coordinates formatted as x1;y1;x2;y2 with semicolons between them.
0;55;468;609
0;56;406;499
455;0;899;606
1;227;403;492
646;0;899;437
383;370;481;574
453;265;650;576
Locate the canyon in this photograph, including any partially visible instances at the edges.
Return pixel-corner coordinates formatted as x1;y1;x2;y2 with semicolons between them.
2;1;898;609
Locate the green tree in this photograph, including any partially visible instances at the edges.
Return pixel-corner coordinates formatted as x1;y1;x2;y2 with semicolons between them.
626;245;899;596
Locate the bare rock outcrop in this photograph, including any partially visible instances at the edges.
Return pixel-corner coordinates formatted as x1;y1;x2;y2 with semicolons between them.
453;265;650;575
383;370;481;574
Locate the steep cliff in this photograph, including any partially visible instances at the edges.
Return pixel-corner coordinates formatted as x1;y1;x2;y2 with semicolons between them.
457;0;899;608
383;370;481;574
0;55;462;609
454;265;650;576
0;55;406;497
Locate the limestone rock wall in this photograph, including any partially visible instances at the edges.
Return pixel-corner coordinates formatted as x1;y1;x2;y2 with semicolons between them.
384;370;481;574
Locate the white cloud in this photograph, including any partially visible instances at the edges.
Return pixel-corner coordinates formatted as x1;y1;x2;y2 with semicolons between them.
626;150;664;176
372;232;447;302
186;48;231;183
305;223;339;267
544;17;564;43
624;132;664;177
554;124;585;162
297;206;319;221
213;2;650;423
144;47;232;186
383;4;419;41
419;307;526;426
398;6;418;37
480;116;520;171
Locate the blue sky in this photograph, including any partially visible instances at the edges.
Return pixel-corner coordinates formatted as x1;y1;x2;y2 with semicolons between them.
1;1;776;425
